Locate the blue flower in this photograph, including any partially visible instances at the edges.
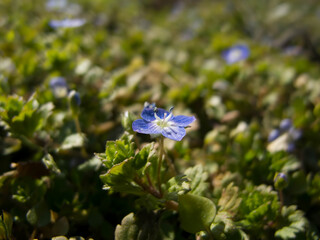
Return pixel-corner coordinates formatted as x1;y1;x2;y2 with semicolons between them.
222;44;250;64
49;18;86;29
267;118;302;153
268;129;280;142
46;0;68;11
279;118;292;131
49;77;68;98
288;127;302;141
132;104;196;141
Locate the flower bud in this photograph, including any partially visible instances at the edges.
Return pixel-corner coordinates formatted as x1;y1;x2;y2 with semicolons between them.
121;111;135;131
68;90;81;116
274;172;288;190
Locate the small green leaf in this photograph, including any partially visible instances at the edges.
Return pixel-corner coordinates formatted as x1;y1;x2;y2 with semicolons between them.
275;205;308;240
42;153;61;174
184;165;209;196
104;139;135;168
100;158;143;195
115;213;139;240
178;193;216;233
59;133;85;150
133;143;154;170
26;201;51;227
50;217;69;237
218;183;242;213
0;211;13;240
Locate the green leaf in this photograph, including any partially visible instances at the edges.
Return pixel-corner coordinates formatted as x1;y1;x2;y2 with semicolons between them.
218;183;242;213
115;211;171;240
184;165;209;196
178;193;216;233
238;185;280;231
100;158;143;195
275;205;308;240
115;213;139;240
103;139;135;168
133;143;154;170
26;201;51;227
42;153;61;174
59;133;85;150
0;211;13;240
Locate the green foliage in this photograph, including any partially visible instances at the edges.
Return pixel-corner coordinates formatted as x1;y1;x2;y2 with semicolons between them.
238;185;280;237
275;206;309;240
0;211;13;240
1;0;320;239
115;213;139;240
103;134;136;169
184;165;209;196
0;94;53;137
178;193;216;234
26;201;51;227
115;212;174;240
210;183;244;240
59;133;85;150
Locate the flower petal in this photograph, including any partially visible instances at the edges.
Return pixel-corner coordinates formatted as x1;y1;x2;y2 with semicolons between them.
162;126;186;141
171;115;196;127
222;44;249;64
132;119;162;134
141;107;170;121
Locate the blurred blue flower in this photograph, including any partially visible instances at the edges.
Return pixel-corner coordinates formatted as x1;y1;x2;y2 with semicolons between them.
49;77;68;98
267;118;302;153
132;104;196;141
279;118;292;131
46;0;68;10
49;18;86;29
268;129;280;142
287;142;295;152
288;127;302;141
222;44;250;64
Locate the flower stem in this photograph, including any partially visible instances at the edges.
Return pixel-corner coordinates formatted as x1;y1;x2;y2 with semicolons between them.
73;115;88;158
157;136;164;196
134;176;161;198
279;189;284;210
164;152;176;176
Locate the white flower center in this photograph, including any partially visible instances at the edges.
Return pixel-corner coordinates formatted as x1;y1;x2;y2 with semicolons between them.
154;111;173;129
228;49;242;62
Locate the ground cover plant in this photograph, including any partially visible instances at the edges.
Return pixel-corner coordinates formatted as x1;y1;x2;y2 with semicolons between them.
1;0;320;239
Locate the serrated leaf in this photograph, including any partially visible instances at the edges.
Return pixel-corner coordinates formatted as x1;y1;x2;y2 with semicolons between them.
165;175;191;201
100;158;143;195
115;213;139;240
133;143;154;170
275;205;308;240
178;193;216;233
104;139;135;168
184;164;209;196
238;185;280;230
218;183;242;214
275;226;298;239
